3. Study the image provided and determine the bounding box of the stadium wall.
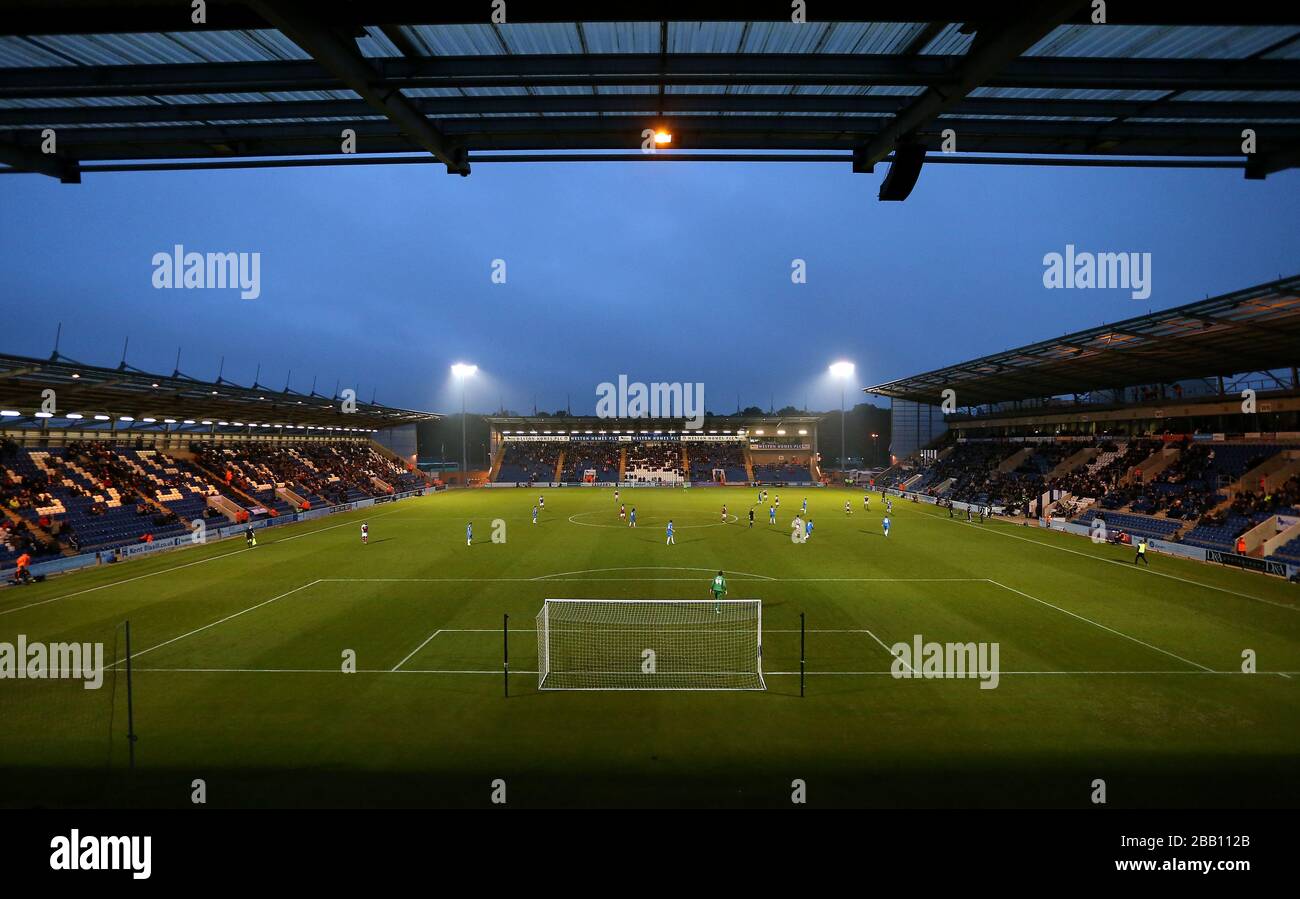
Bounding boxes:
[889,399,946,463]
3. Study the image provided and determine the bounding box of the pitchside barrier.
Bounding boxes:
[8,488,428,582]
[888,486,1298,579]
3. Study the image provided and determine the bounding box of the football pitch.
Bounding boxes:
[2,487,1298,809]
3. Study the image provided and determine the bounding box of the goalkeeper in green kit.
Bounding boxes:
[710,570,727,613]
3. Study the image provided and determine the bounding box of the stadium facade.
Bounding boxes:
[0,349,437,579]
[865,274,1300,579]
[485,415,823,487]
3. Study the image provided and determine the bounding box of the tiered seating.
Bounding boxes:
[1180,514,1254,552]
[914,442,1020,506]
[562,448,619,483]
[495,443,561,483]
[1181,474,1300,552]
[1274,534,1300,565]
[625,443,683,484]
[5,444,188,551]
[1076,509,1183,541]
[689,443,747,483]
[127,449,218,521]
[752,461,810,483]
[0,439,427,570]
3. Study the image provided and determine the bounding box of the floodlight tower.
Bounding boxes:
[451,363,478,479]
[829,361,855,471]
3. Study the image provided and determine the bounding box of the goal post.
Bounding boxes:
[536,599,764,691]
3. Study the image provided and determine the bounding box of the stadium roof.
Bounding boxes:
[1,2,1298,196]
[865,274,1300,407]
[487,414,821,433]
[0,350,438,430]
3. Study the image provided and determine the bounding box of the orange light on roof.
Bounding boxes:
[654,130,672,145]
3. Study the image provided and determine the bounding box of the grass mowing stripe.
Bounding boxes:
[987,578,1213,671]
[108,579,322,668]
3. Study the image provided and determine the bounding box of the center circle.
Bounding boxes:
[567,510,739,529]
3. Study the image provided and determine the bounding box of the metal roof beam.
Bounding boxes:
[244,0,469,175]
[4,55,1298,100]
[854,1,1088,169]
[4,93,1296,128]
[0,139,79,181]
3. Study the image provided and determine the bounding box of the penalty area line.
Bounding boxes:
[108,579,323,669]
[987,578,1213,672]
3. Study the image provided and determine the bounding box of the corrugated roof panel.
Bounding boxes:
[668,21,742,54]
[357,26,402,59]
[920,24,974,56]
[1175,90,1300,103]
[403,24,507,56]
[404,86,523,98]
[579,22,661,53]
[794,84,925,98]
[969,87,1172,102]
[597,84,663,95]
[527,85,598,96]
[1026,24,1300,59]
[498,23,586,55]
[0,36,74,67]
[8,30,311,67]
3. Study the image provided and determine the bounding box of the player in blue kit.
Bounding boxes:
[466,521,473,546]
[666,519,675,546]
[882,516,891,537]
[769,504,776,525]
[628,507,637,528]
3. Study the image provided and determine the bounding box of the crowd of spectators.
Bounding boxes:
[496,443,561,483]
[688,442,746,482]
[626,443,683,484]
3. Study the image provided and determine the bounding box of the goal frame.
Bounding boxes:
[536,598,765,692]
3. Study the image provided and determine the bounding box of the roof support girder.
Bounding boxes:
[245,0,469,175]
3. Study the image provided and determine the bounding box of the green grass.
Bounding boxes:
[2,486,1298,808]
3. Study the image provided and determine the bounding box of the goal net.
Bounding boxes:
[536,599,764,691]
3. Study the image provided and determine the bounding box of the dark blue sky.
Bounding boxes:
[2,158,1296,415]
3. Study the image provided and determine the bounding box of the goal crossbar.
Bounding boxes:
[537,598,764,691]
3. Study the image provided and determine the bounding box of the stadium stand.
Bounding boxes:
[0,439,427,569]
[689,443,747,485]
[495,443,562,484]
[625,443,683,485]
[752,460,812,484]
[562,447,620,484]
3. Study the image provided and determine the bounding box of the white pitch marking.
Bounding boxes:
[108,579,322,668]
[987,579,1214,672]
[391,629,444,672]
[122,667,1299,677]
[532,566,777,581]
[0,503,407,618]
[863,628,914,674]
[915,502,1297,611]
